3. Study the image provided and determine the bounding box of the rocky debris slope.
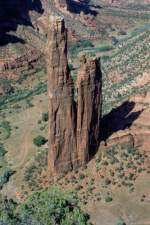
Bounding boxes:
[47,17,102,175]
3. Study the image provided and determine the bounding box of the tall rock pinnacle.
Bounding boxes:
[77,56,102,165]
[46,17,102,175]
[46,16,78,174]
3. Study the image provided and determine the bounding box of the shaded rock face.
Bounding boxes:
[47,17,102,174]
[77,57,102,164]
[0,0,43,34]
[46,17,78,174]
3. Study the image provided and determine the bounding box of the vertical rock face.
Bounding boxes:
[77,56,102,165]
[46,16,78,174]
[46,17,102,175]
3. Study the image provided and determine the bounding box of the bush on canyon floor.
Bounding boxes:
[105,196,113,203]
[0,143,6,157]
[24,148,48,189]
[42,112,49,122]
[33,135,47,147]
[69,40,94,57]
[116,221,126,225]
[0,121,11,140]
[0,188,92,225]
[0,168,14,189]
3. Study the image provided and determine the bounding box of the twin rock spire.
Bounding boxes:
[46,17,102,175]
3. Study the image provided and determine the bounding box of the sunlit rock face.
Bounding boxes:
[46,17,78,175]
[46,17,102,175]
[77,56,102,165]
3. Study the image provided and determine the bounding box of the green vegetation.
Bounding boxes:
[24,148,48,190]
[0,144,14,189]
[116,221,126,225]
[42,112,49,122]
[0,143,6,157]
[33,135,47,147]
[69,40,94,57]
[96,143,147,191]
[102,30,150,115]
[0,187,92,225]
[0,168,14,189]
[0,82,47,110]
[105,196,113,203]
[0,121,11,140]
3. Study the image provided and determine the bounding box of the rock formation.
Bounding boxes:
[77,56,102,165]
[0,49,44,81]
[46,16,78,174]
[47,16,102,174]
[56,0,68,9]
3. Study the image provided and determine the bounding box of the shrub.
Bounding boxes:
[116,221,126,225]
[33,136,47,147]
[105,196,113,202]
[79,173,86,180]
[0,121,11,139]
[0,168,14,189]
[0,143,6,158]
[42,112,49,122]
[105,178,111,186]
[24,164,37,182]
[118,30,127,35]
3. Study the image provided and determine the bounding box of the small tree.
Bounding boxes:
[33,136,47,147]
[42,112,49,122]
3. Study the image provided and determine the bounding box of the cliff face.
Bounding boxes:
[77,56,102,164]
[0,0,43,34]
[0,50,44,80]
[47,17,102,175]
[46,17,78,174]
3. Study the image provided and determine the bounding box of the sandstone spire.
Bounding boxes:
[77,56,102,165]
[46,16,78,174]
[46,17,102,175]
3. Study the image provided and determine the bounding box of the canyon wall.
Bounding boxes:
[46,16,102,174]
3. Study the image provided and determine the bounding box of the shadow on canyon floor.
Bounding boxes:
[100,101,144,143]
[68,0,101,16]
[0,0,43,46]
[90,101,143,158]
[0,34,25,46]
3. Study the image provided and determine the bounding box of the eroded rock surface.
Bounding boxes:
[46,17,78,174]
[47,17,102,174]
[77,56,102,165]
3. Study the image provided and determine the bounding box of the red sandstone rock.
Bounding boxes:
[47,17,102,174]
[46,16,78,174]
[0,49,43,80]
[76,56,102,165]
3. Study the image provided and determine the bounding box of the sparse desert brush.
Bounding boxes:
[33,135,47,147]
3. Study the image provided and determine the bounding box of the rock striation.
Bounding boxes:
[47,16,102,174]
[77,56,102,165]
[46,16,78,174]
[0,49,44,81]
